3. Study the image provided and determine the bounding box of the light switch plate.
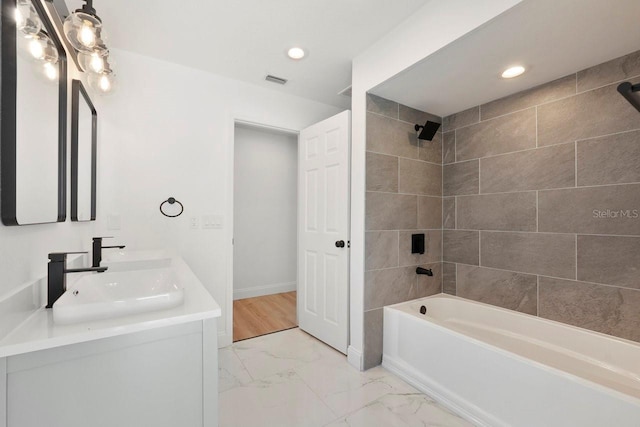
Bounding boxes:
[202,215,223,229]
[190,217,200,229]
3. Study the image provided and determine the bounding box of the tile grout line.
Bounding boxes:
[366,260,445,273]
[439,260,640,293]
[366,228,443,234]
[397,154,401,194]
[442,141,445,294]
[453,130,457,163]
[294,368,341,420]
[454,262,457,295]
[574,140,578,187]
[535,106,538,148]
[397,230,400,267]
[575,71,640,95]
[440,127,640,165]
[438,228,640,238]
[450,70,640,133]
[367,190,444,197]
[573,127,640,142]
[454,196,457,229]
[365,109,397,122]
[367,149,443,167]
[373,179,640,199]
[575,234,578,280]
[478,157,482,195]
[230,345,257,383]
[536,275,540,317]
[460,69,640,128]
[536,190,539,232]
[478,230,482,267]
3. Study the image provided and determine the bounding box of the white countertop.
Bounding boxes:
[0,255,221,358]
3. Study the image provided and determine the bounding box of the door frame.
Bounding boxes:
[224,117,300,347]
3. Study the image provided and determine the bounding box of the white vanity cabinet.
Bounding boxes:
[1,319,217,427]
[0,254,221,427]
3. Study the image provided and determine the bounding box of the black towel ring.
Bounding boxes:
[160,197,184,218]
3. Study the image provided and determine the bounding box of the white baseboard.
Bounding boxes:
[347,345,363,371]
[233,281,296,300]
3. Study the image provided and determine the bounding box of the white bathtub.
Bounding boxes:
[382,294,640,427]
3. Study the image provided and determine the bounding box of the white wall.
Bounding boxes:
[95,49,341,346]
[348,0,523,369]
[233,125,298,300]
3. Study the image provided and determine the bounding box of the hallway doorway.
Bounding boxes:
[232,123,298,341]
[233,291,297,341]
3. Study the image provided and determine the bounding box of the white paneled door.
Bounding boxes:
[298,110,350,354]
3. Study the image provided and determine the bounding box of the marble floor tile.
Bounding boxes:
[219,370,335,427]
[324,401,411,427]
[376,393,474,427]
[324,394,473,427]
[219,327,471,427]
[296,357,417,418]
[232,328,339,381]
[218,347,253,392]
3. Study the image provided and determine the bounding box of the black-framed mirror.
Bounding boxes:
[1,0,67,225]
[71,79,96,221]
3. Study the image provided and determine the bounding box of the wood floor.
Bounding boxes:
[233,291,297,342]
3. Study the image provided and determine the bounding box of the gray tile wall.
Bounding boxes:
[442,49,640,343]
[364,94,443,368]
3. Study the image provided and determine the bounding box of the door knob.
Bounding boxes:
[335,240,345,248]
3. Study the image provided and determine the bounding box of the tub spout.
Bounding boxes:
[416,267,433,276]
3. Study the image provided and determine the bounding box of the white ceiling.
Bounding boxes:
[66,0,430,108]
[370,0,640,117]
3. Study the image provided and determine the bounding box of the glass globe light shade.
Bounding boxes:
[78,50,108,73]
[43,62,58,81]
[63,11,102,53]
[88,70,116,95]
[27,37,44,59]
[15,0,41,37]
[24,32,58,64]
[93,26,109,54]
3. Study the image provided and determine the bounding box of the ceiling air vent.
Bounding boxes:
[265,75,288,85]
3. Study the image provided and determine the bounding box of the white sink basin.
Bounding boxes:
[53,268,185,325]
[102,250,171,271]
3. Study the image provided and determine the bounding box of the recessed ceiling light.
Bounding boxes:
[287,47,305,60]
[502,65,526,79]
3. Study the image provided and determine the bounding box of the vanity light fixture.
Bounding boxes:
[501,65,526,79]
[88,58,116,95]
[62,0,106,53]
[63,0,117,94]
[15,0,59,83]
[27,37,44,59]
[27,32,58,64]
[16,0,41,36]
[287,47,306,60]
[43,62,58,80]
[78,51,106,73]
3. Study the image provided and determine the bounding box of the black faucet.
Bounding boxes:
[416,267,434,276]
[92,237,126,268]
[47,252,108,308]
